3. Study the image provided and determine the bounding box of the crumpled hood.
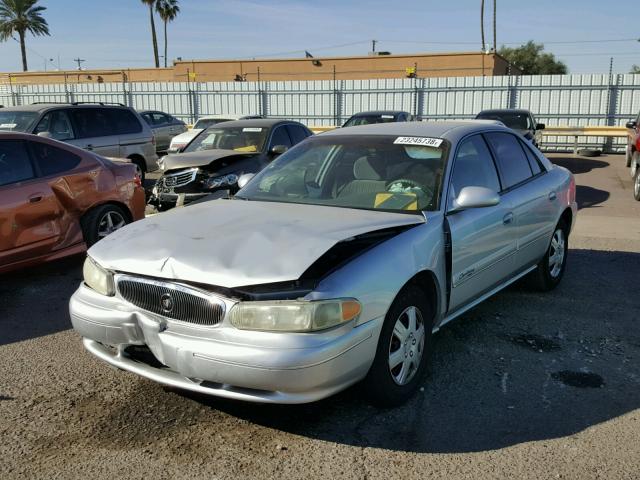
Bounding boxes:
[161,149,255,171]
[89,200,425,288]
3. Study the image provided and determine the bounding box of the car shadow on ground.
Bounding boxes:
[171,248,640,454]
[576,185,610,209]
[0,256,83,346]
[550,156,609,175]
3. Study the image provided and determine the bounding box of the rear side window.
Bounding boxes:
[110,109,143,135]
[286,124,310,145]
[0,140,35,186]
[518,139,543,175]
[484,132,533,189]
[69,108,116,138]
[449,135,501,204]
[269,126,293,148]
[29,141,81,177]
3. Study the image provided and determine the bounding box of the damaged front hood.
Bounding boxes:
[161,149,255,171]
[89,200,425,288]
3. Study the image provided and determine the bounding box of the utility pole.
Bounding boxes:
[372,39,377,54]
[73,58,85,70]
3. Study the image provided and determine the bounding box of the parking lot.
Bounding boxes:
[1,153,639,479]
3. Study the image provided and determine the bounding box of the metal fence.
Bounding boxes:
[2,73,640,151]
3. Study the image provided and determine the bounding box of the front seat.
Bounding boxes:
[339,156,387,197]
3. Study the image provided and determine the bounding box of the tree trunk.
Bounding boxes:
[493,0,497,51]
[149,4,159,68]
[164,20,168,68]
[19,30,27,71]
[480,0,486,52]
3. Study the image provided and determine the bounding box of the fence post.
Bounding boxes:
[604,60,620,153]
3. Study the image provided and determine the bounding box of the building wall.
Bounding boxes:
[0,52,519,85]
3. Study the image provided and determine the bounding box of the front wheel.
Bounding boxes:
[633,168,640,201]
[363,285,433,407]
[531,220,568,291]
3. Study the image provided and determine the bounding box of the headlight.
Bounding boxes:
[205,173,239,190]
[229,299,361,332]
[83,256,115,296]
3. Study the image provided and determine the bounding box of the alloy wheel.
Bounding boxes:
[97,211,126,238]
[548,228,566,278]
[388,305,426,386]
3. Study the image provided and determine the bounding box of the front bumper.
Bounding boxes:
[69,284,381,403]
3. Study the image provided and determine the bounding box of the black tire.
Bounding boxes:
[626,146,632,168]
[82,204,129,247]
[577,149,601,157]
[633,168,640,201]
[363,284,433,407]
[129,157,146,182]
[531,219,569,291]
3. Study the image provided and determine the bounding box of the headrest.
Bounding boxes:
[353,156,383,180]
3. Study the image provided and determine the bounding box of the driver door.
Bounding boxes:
[445,134,517,313]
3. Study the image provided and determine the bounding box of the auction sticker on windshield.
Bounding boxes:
[394,136,443,147]
[243,128,262,132]
[0,123,17,129]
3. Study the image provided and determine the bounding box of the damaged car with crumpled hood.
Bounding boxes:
[149,119,313,209]
[70,121,577,406]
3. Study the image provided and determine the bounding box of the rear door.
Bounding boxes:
[446,134,517,313]
[67,108,120,157]
[485,132,557,269]
[0,139,61,266]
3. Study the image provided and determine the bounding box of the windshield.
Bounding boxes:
[238,135,448,213]
[343,114,398,128]
[0,111,38,132]
[476,112,532,130]
[193,118,232,130]
[184,126,268,153]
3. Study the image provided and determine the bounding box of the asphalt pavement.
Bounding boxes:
[1,154,639,479]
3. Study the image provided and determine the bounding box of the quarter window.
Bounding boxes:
[449,135,501,204]
[29,141,81,177]
[485,132,533,189]
[519,139,543,175]
[0,140,35,186]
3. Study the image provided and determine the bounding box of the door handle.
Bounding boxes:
[85,144,94,151]
[29,194,43,203]
[548,191,557,201]
[503,212,514,225]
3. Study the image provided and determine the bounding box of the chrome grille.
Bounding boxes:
[162,168,198,188]
[117,276,225,327]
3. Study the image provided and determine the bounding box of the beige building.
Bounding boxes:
[1,52,519,85]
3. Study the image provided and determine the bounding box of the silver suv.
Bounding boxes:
[0,103,158,180]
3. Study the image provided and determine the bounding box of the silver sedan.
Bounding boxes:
[69,121,577,406]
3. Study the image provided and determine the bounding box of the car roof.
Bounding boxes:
[205,118,298,129]
[477,109,532,115]
[349,110,410,117]
[1,103,130,113]
[322,120,510,141]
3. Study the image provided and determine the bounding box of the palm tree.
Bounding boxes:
[480,0,486,52]
[156,0,179,68]
[141,0,160,68]
[492,0,497,51]
[0,0,49,72]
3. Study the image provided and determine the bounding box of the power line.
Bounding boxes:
[379,38,640,46]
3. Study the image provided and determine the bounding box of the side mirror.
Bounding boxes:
[536,123,545,130]
[450,186,500,213]
[626,120,637,129]
[37,131,52,138]
[270,144,288,156]
[237,173,255,189]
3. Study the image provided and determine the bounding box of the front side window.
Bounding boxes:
[449,135,501,205]
[0,111,38,132]
[0,140,35,186]
[269,126,293,148]
[286,124,310,145]
[185,126,269,153]
[485,132,534,189]
[29,141,81,177]
[238,135,448,213]
[34,110,74,141]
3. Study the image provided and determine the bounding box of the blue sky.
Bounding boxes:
[0,0,637,74]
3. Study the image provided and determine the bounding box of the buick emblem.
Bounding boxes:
[160,293,174,313]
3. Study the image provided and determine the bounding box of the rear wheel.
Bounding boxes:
[82,204,129,247]
[363,285,433,407]
[633,168,640,201]
[531,220,568,291]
